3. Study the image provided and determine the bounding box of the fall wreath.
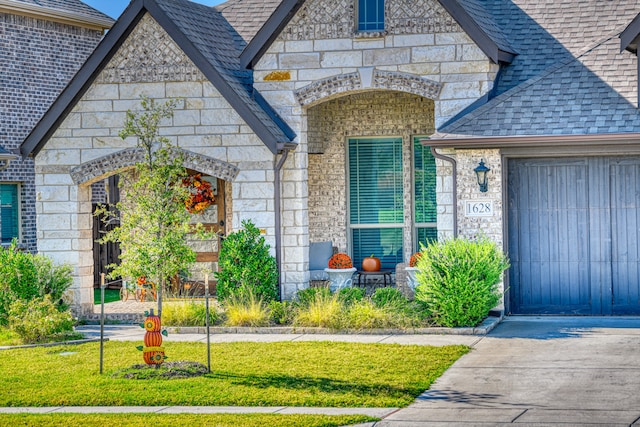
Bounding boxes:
[182,173,215,214]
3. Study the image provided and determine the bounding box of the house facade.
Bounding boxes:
[20,0,640,316]
[0,0,112,251]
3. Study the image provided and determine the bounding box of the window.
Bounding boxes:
[357,0,384,31]
[413,138,437,250]
[0,184,19,244]
[348,137,403,270]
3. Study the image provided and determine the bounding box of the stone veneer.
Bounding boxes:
[35,14,282,313]
[0,11,104,251]
[252,0,500,285]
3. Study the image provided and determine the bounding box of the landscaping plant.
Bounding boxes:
[162,301,218,327]
[215,219,278,303]
[223,289,270,327]
[0,241,72,325]
[7,296,78,343]
[97,96,209,317]
[414,236,509,327]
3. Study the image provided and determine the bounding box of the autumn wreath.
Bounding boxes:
[182,173,215,214]
[328,252,353,269]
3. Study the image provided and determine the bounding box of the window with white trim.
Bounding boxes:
[348,137,403,270]
[413,137,437,250]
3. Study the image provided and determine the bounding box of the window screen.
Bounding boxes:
[358,0,384,31]
[349,137,403,270]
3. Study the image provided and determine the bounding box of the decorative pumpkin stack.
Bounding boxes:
[136,309,168,366]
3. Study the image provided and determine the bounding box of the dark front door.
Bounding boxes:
[508,157,640,315]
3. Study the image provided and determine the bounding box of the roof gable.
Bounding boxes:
[239,0,517,69]
[20,0,295,158]
[0,0,113,30]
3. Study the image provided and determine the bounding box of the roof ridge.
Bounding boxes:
[437,25,629,138]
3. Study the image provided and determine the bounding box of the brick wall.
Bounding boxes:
[0,12,104,251]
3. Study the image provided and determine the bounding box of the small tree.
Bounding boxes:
[215,220,278,303]
[98,96,206,317]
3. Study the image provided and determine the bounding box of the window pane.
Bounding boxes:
[358,0,384,31]
[0,184,19,243]
[349,138,403,224]
[414,138,437,223]
[352,228,403,270]
[416,227,438,251]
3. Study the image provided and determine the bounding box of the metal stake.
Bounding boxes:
[99,273,105,374]
[205,273,211,373]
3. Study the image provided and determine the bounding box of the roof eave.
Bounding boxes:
[620,13,640,54]
[426,133,640,149]
[240,0,306,69]
[0,0,114,30]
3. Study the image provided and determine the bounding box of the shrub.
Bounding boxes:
[337,287,365,306]
[344,300,396,330]
[8,296,76,344]
[223,291,270,327]
[215,220,278,303]
[414,237,509,327]
[294,291,343,328]
[162,301,218,326]
[371,287,407,309]
[0,242,72,325]
[294,286,331,308]
[268,300,294,325]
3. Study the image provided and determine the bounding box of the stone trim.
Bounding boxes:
[296,69,442,107]
[70,147,239,186]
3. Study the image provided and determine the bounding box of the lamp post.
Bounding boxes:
[474,159,490,192]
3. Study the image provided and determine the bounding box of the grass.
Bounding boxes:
[0,328,21,346]
[0,414,378,427]
[0,341,469,408]
[94,288,121,304]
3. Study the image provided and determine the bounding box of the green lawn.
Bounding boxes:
[94,288,121,304]
[0,414,377,427]
[0,341,469,408]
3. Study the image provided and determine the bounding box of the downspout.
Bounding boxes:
[274,146,291,301]
[429,146,458,237]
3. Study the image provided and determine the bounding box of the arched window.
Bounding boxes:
[357,0,384,31]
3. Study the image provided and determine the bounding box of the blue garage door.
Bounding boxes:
[508,157,640,315]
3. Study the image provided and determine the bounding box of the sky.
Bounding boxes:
[83,0,225,19]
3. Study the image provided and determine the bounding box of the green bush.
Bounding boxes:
[0,242,73,325]
[337,287,365,306]
[162,301,218,326]
[8,296,76,344]
[268,300,294,325]
[215,220,278,303]
[294,291,343,328]
[414,237,509,327]
[294,286,331,308]
[371,287,407,309]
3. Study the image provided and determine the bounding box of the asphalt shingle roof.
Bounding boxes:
[12,0,113,22]
[215,0,282,43]
[438,0,640,138]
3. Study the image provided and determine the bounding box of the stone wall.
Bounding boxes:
[0,12,104,251]
[35,14,277,313]
[307,91,435,262]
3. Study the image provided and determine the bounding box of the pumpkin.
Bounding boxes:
[144,331,163,347]
[362,255,381,272]
[143,313,161,332]
[142,346,166,365]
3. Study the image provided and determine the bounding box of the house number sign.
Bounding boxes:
[464,200,494,217]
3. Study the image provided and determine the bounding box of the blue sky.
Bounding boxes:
[83,0,225,19]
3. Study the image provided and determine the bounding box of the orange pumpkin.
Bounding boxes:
[144,331,163,347]
[144,313,161,332]
[362,255,381,272]
[142,347,166,365]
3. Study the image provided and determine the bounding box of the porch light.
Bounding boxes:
[474,159,490,193]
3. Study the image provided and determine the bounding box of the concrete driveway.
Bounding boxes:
[381,316,640,426]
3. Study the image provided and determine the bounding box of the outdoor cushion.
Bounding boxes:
[309,241,333,270]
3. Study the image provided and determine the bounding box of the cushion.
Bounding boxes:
[309,241,333,271]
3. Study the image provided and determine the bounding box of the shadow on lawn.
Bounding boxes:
[208,370,413,397]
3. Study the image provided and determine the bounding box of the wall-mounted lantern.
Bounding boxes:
[474,159,490,193]
[0,146,16,172]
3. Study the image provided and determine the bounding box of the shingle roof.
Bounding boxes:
[11,0,113,22]
[457,0,515,58]
[437,0,640,138]
[215,0,282,43]
[21,0,295,157]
